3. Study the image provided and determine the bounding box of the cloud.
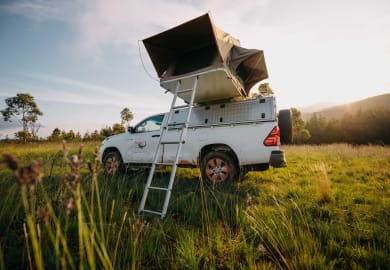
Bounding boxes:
[2,0,389,109]
[0,0,86,22]
[25,72,126,98]
[76,0,200,56]
[2,72,172,113]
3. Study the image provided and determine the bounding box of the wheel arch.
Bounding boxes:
[199,144,239,167]
[102,146,123,161]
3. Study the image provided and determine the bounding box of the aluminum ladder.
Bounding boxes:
[138,76,198,218]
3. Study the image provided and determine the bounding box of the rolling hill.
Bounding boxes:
[303,93,390,120]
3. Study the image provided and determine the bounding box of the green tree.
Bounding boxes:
[15,130,31,142]
[90,130,104,141]
[100,126,113,138]
[47,128,62,142]
[112,123,125,134]
[305,113,328,144]
[83,131,91,141]
[120,107,133,128]
[75,131,82,142]
[291,108,311,144]
[1,93,43,143]
[63,130,75,141]
[251,82,274,97]
[324,119,342,143]
[100,123,126,138]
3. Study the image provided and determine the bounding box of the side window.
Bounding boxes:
[134,114,164,133]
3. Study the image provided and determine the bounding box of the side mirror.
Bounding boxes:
[128,126,134,133]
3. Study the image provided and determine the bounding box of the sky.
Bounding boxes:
[0,0,389,138]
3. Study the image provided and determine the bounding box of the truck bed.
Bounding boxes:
[169,96,276,127]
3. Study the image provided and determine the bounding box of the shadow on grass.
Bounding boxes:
[116,168,262,228]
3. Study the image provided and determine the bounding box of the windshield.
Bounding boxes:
[134,114,164,133]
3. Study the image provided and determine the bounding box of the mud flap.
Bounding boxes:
[270,150,287,167]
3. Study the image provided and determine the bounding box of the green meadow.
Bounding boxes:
[0,143,389,269]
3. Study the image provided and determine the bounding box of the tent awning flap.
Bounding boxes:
[142,13,269,103]
[229,46,268,94]
[143,14,220,77]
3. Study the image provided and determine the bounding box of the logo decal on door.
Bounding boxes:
[135,141,146,148]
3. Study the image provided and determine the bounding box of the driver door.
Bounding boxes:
[126,114,165,163]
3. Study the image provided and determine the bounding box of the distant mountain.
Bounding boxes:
[298,102,340,114]
[303,93,390,120]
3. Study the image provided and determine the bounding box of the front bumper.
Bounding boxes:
[270,150,287,167]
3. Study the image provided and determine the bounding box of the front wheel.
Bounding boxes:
[200,151,239,184]
[102,151,123,175]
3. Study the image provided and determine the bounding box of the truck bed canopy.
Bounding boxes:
[143,13,268,103]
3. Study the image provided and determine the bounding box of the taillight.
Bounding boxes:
[263,126,280,146]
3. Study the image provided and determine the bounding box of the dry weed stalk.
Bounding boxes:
[23,223,33,270]
[62,141,83,193]
[0,153,46,270]
[246,193,254,210]
[316,163,332,203]
[87,148,101,177]
[37,205,50,226]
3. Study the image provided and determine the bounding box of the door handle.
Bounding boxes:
[152,134,160,138]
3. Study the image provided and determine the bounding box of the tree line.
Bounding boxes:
[45,123,128,142]
[292,107,390,145]
[1,93,133,143]
[1,93,389,144]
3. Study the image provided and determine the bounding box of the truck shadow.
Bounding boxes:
[144,170,261,227]
[102,168,262,227]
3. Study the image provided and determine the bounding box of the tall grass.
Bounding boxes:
[0,143,389,269]
[246,198,332,269]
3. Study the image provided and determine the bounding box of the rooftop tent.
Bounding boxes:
[143,13,268,103]
[229,46,268,91]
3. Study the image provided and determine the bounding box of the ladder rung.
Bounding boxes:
[168,122,185,126]
[148,186,169,191]
[172,105,189,110]
[155,162,175,166]
[176,89,193,94]
[141,209,163,216]
[161,140,184,144]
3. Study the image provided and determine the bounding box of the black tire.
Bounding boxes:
[200,151,239,184]
[102,151,124,175]
[278,109,293,144]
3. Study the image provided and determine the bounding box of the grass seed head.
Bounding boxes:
[1,153,20,170]
[37,205,50,225]
[258,244,272,258]
[15,159,43,187]
[71,154,79,164]
[246,193,254,208]
[63,197,75,214]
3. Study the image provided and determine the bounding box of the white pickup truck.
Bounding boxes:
[99,95,291,183]
[100,14,292,184]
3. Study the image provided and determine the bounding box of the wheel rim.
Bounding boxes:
[105,155,120,174]
[205,158,230,183]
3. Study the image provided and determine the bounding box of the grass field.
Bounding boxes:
[0,142,389,269]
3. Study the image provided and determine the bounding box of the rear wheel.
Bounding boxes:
[103,151,123,175]
[278,109,293,144]
[200,151,238,184]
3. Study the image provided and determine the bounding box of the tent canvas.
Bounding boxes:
[143,13,268,103]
